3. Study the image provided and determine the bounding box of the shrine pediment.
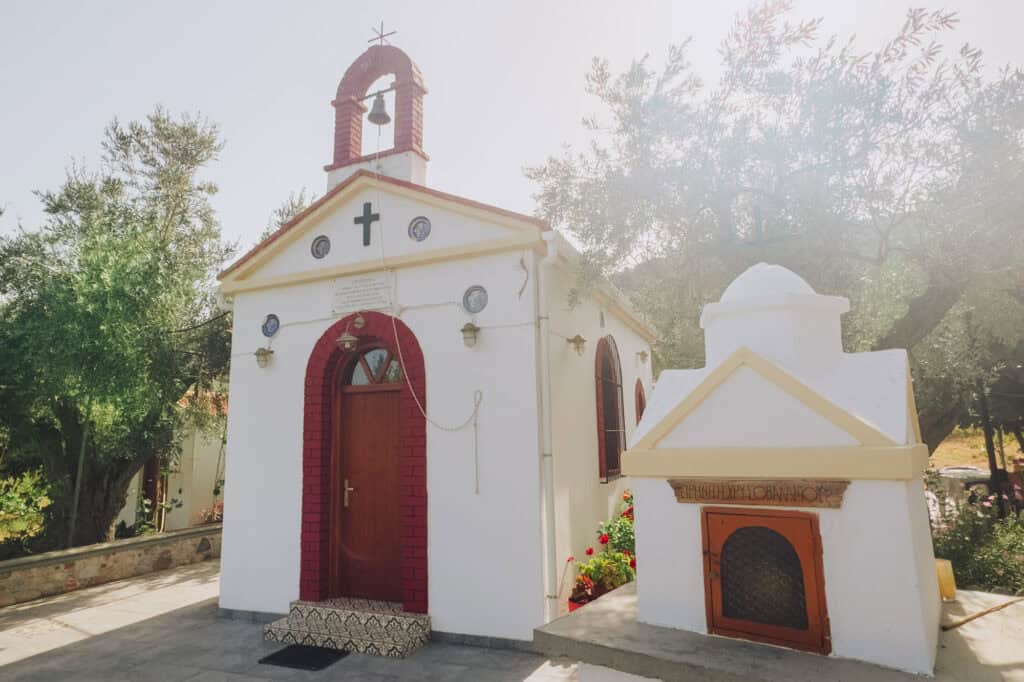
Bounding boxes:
[623,347,928,481]
[219,170,547,294]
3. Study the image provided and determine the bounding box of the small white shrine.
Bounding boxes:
[623,264,939,675]
[215,42,654,655]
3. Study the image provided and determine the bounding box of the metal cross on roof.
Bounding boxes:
[369,21,396,46]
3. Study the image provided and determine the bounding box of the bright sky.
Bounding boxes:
[2,1,1022,251]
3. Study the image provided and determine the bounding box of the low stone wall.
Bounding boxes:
[0,523,221,607]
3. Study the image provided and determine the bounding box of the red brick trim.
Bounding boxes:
[332,45,427,168]
[217,170,548,281]
[299,311,428,613]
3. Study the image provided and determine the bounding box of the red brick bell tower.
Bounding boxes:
[325,44,428,187]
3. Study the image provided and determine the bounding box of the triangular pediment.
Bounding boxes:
[633,347,896,450]
[219,171,546,293]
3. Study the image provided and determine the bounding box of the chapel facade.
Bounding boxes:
[216,44,654,653]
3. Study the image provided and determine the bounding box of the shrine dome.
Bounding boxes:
[700,263,849,368]
[720,263,815,302]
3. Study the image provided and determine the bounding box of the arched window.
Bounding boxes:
[595,336,625,481]
[343,346,403,387]
[635,379,647,425]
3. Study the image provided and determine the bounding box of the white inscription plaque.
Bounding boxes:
[332,273,392,315]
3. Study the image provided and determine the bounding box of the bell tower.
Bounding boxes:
[325,43,428,189]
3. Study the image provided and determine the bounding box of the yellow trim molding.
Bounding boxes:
[592,287,658,343]
[906,368,923,445]
[220,233,544,295]
[632,347,896,450]
[622,444,929,481]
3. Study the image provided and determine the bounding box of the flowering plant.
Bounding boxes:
[197,500,224,524]
[568,489,637,606]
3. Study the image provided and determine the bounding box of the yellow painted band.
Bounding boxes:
[621,444,928,481]
[220,234,543,295]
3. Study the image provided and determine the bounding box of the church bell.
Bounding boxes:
[367,93,391,126]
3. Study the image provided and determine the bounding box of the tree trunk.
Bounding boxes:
[920,410,960,456]
[37,447,149,550]
[873,281,963,352]
[977,381,1008,518]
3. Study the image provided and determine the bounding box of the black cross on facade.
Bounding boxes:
[354,202,380,247]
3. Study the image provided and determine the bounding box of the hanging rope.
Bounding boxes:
[367,119,486,491]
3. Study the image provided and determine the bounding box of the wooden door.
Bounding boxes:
[328,347,404,602]
[702,507,830,655]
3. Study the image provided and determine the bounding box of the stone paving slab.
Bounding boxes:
[535,581,1024,682]
[0,559,220,667]
[0,561,579,681]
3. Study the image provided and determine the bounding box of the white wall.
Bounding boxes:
[546,265,652,608]
[113,421,224,532]
[219,246,545,641]
[660,367,859,448]
[164,426,223,531]
[326,151,427,189]
[633,478,939,674]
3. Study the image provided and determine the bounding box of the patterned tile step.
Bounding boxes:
[264,618,425,658]
[286,600,431,640]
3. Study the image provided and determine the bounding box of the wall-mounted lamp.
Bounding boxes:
[461,322,481,348]
[567,334,587,357]
[637,350,649,364]
[337,330,359,353]
[255,347,275,368]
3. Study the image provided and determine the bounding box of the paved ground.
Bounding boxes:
[0,561,577,681]
[537,582,1024,682]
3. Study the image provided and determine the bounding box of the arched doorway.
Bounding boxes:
[330,345,403,600]
[300,311,427,613]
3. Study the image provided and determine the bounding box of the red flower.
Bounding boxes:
[621,505,634,519]
[629,557,637,569]
[599,534,610,545]
[623,492,630,501]
[585,547,594,556]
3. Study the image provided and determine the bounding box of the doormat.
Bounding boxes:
[259,644,349,670]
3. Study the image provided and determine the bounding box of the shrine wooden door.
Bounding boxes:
[702,507,831,655]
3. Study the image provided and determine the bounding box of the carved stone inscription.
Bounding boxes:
[668,478,849,509]
[332,274,392,315]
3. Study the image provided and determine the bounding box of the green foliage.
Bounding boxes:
[576,550,636,595]
[258,188,315,243]
[0,470,51,543]
[933,502,1024,594]
[0,107,233,549]
[572,490,637,604]
[598,490,636,555]
[527,3,1024,450]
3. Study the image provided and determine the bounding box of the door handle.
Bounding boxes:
[344,479,355,508]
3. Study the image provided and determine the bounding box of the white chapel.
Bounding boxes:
[216,43,654,653]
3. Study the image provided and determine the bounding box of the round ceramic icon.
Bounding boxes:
[311,235,331,259]
[261,314,280,338]
[408,216,432,242]
[462,285,488,314]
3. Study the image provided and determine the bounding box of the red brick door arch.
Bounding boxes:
[299,311,427,613]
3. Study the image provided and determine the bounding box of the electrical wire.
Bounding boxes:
[366,118,485,490]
